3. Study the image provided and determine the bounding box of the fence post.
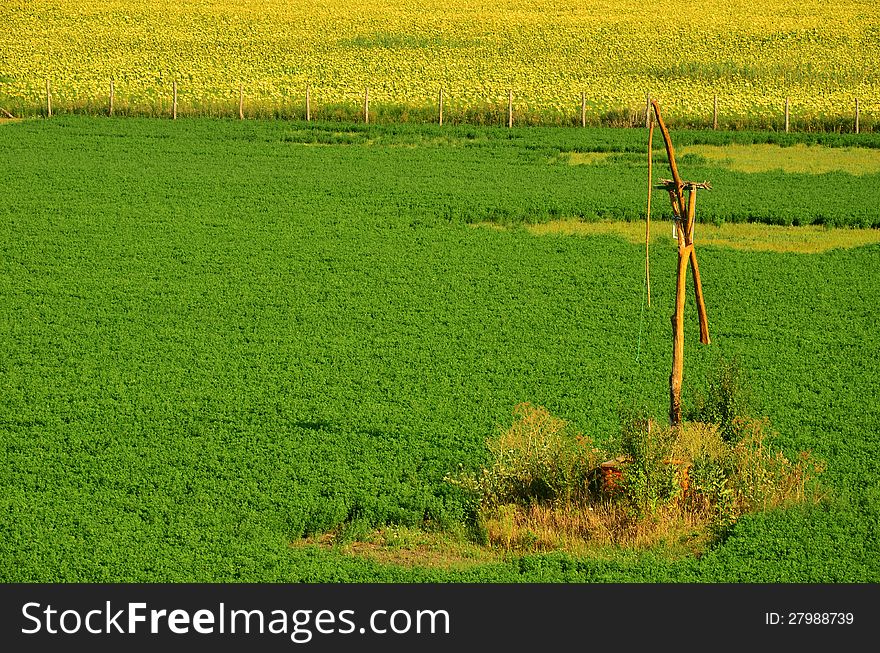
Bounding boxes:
[109,80,114,117]
[46,80,52,117]
[855,98,860,134]
[784,97,789,133]
[581,91,586,128]
[439,87,443,126]
[508,89,513,128]
[173,80,178,120]
[239,84,244,120]
[306,85,311,121]
[364,87,369,124]
[713,94,718,130]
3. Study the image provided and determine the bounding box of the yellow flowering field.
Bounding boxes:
[1,0,878,126]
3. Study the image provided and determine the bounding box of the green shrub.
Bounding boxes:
[445,403,604,508]
[615,415,681,515]
[687,356,753,442]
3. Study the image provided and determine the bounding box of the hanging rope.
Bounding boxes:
[636,110,655,364]
[635,263,648,363]
[646,114,654,307]
[636,113,655,361]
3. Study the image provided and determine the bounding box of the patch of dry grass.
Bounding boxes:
[496,220,880,254]
[681,143,880,175]
[561,152,613,166]
[294,506,710,567]
[293,527,504,570]
[481,501,712,558]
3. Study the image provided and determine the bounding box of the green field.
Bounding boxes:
[1,116,878,581]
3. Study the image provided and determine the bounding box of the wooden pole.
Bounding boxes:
[855,98,860,134]
[581,91,586,128]
[646,118,654,306]
[508,89,513,128]
[650,102,714,425]
[688,249,710,345]
[645,93,651,129]
[109,80,114,116]
[685,186,697,239]
[667,189,681,236]
[173,80,177,120]
[439,87,443,126]
[670,238,692,427]
[713,94,718,130]
[784,97,789,133]
[650,100,686,219]
[46,80,52,118]
[364,87,369,124]
[683,188,710,345]
[306,85,311,122]
[239,84,244,120]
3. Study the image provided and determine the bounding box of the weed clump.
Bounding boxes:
[445,403,603,508]
[686,355,753,443]
[446,366,824,555]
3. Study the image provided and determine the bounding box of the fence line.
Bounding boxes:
[364,87,369,124]
[855,98,860,134]
[713,94,718,130]
[581,91,586,128]
[10,80,873,133]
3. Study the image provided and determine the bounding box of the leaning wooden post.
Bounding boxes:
[363,87,369,124]
[581,91,586,128]
[306,85,311,121]
[855,98,860,134]
[439,87,444,126]
[109,80,115,116]
[508,89,513,128]
[46,80,52,118]
[687,248,710,345]
[683,187,710,345]
[173,80,178,120]
[665,180,710,345]
[650,99,686,219]
[239,84,244,120]
[784,97,790,133]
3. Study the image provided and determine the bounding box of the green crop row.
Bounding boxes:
[1,117,878,581]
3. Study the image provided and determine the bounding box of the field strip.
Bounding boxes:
[476,220,880,253]
[563,145,880,176]
[680,144,880,175]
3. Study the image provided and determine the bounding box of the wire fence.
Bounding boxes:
[4,80,875,134]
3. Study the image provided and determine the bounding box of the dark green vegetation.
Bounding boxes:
[1,117,878,581]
